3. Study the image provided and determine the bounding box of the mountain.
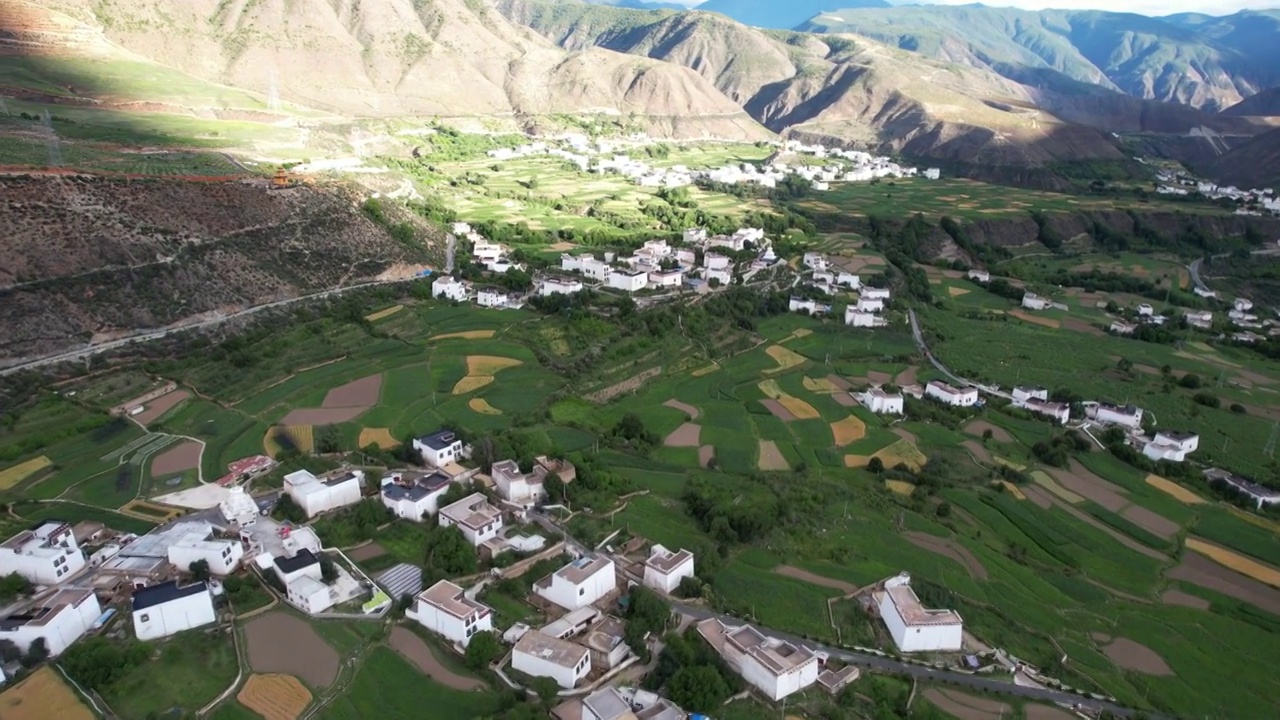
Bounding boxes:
[14,0,767,140]
[1222,87,1280,118]
[695,0,888,31]
[799,7,1280,112]
[1207,127,1280,189]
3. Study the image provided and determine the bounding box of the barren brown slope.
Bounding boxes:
[32,0,766,139]
[0,175,436,363]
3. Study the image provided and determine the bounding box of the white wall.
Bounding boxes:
[643,558,693,594]
[413,438,465,468]
[133,592,216,641]
[382,488,448,522]
[513,648,590,689]
[741,653,818,701]
[536,560,616,611]
[410,603,492,647]
[877,595,962,652]
[169,541,243,576]
[286,581,334,614]
[0,593,100,656]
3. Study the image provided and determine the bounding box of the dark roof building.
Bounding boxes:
[273,549,319,575]
[131,581,209,611]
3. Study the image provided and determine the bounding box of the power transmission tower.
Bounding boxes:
[1265,422,1279,459]
[41,110,62,167]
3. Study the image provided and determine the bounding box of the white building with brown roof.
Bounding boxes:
[513,631,591,689]
[438,493,503,546]
[534,556,616,611]
[641,545,694,594]
[408,579,493,647]
[696,618,819,700]
[925,380,978,407]
[877,573,962,652]
[491,460,547,506]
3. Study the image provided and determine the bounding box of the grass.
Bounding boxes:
[105,629,238,719]
[318,647,501,720]
[11,500,157,535]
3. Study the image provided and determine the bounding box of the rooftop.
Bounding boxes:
[0,588,96,630]
[542,607,601,639]
[644,545,693,575]
[582,687,634,720]
[417,580,491,620]
[583,616,627,654]
[1156,430,1198,441]
[289,574,330,598]
[541,556,614,589]
[382,471,452,502]
[1098,402,1140,415]
[514,630,588,669]
[417,430,460,451]
[439,494,502,531]
[927,380,974,396]
[119,520,216,559]
[274,549,319,574]
[720,622,816,676]
[132,581,209,611]
[885,585,962,627]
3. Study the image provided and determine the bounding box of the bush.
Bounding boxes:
[1193,392,1221,408]
[1230,403,1247,414]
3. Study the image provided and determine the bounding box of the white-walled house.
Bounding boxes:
[0,521,85,585]
[845,309,887,328]
[534,556,616,611]
[836,272,861,289]
[857,388,904,414]
[1021,293,1049,311]
[607,269,648,293]
[491,460,547,506]
[132,581,216,641]
[408,580,494,647]
[0,587,101,657]
[283,469,363,518]
[861,287,891,300]
[477,289,511,308]
[647,268,684,288]
[704,267,732,286]
[1143,431,1200,462]
[438,494,503,546]
[413,430,467,468]
[696,619,819,701]
[856,296,886,313]
[802,252,827,271]
[219,486,259,526]
[877,573,962,652]
[642,545,694,594]
[704,253,732,271]
[1011,387,1048,403]
[166,526,244,576]
[539,278,583,296]
[1089,403,1144,429]
[432,276,470,302]
[513,631,591,689]
[925,380,978,407]
[967,269,990,283]
[1024,399,1070,425]
[380,471,454,521]
[286,575,335,615]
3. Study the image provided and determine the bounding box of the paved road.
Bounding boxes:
[0,277,415,377]
[529,510,1161,718]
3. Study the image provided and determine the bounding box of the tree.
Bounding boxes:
[465,631,501,670]
[529,676,560,706]
[0,572,32,603]
[867,457,885,474]
[981,429,993,441]
[1178,373,1202,389]
[60,636,150,689]
[188,559,211,582]
[667,665,731,713]
[0,639,21,664]
[319,553,338,583]
[272,494,307,524]
[425,525,478,576]
[21,637,49,667]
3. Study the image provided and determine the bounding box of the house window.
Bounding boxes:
[140,613,150,623]
[578,588,585,596]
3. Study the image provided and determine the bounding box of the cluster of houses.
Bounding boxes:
[788,251,893,328]
[558,228,777,295]
[1154,170,1280,216]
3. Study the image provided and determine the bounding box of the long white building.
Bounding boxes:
[408,580,494,647]
[0,587,101,657]
[534,556,616,611]
[283,469,363,518]
[0,521,85,585]
[166,525,244,576]
[697,619,819,700]
[1089,403,1144,429]
[925,380,978,407]
[877,573,962,653]
[513,631,591,689]
[132,581,217,641]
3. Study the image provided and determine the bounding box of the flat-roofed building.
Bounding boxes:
[877,573,962,652]
[132,581,216,641]
[408,580,493,647]
[491,459,547,506]
[534,556,616,611]
[283,469,363,518]
[513,631,591,689]
[641,545,694,594]
[413,430,468,468]
[380,471,453,521]
[0,521,85,585]
[0,587,101,656]
[438,494,503,546]
[696,618,819,700]
[925,380,978,407]
[856,387,904,415]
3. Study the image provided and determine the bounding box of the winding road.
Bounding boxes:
[908,309,1010,399]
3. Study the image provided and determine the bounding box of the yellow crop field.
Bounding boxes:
[781,328,813,343]
[430,330,496,341]
[1145,474,1205,505]
[844,454,870,468]
[1000,481,1027,500]
[778,396,820,420]
[803,376,841,394]
[993,456,1026,472]
[1186,538,1280,587]
[264,425,314,457]
[758,379,783,399]
[363,304,403,322]
[1227,506,1280,533]
[876,439,927,472]
[764,345,806,374]
[0,456,52,489]
[468,398,502,415]
[1030,470,1084,504]
[451,375,495,394]
[238,674,313,720]
[885,480,916,496]
[830,416,867,446]
[466,355,522,375]
[947,286,970,297]
[691,364,720,377]
[358,427,400,449]
[0,667,95,720]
